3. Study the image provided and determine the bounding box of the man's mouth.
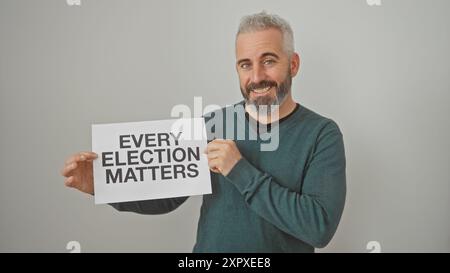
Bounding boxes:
[251,86,272,95]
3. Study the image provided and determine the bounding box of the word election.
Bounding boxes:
[101,131,201,184]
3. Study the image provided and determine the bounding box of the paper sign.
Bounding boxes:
[91,118,212,204]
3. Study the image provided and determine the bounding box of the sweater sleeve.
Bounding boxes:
[224,121,346,248]
[109,196,189,215]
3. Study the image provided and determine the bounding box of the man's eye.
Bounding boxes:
[240,63,251,69]
[263,59,275,65]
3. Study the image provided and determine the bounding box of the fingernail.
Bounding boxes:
[80,155,85,160]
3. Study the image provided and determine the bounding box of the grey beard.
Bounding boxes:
[241,75,292,114]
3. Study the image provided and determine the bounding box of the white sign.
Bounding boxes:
[91,118,212,204]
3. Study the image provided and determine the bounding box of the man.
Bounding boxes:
[61,11,346,252]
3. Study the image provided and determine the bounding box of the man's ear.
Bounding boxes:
[290,52,301,77]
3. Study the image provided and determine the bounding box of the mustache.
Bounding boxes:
[246,80,277,93]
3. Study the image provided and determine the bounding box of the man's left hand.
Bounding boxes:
[205,139,242,176]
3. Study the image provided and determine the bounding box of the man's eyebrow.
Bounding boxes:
[236,52,280,66]
[237,58,250,66]
[261,52,280,59]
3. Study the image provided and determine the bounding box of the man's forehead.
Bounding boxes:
[235,28,285,58]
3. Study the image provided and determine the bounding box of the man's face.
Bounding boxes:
[235,28,299,110]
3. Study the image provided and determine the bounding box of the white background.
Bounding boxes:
[0,0,449,252]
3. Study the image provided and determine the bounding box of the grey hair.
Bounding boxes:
[236,11,295,57]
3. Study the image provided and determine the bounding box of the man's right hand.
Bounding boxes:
[61,151,98,195]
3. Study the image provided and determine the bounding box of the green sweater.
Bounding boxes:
[110,102,346,253]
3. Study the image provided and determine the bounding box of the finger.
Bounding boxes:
[77,151,98,162]
[210,167,221,174]
[208,158,217,169]
[80,151,98,160]
[65,154,78,165]
[61,162,77,177]
[65,154,85,165]
[211,138,236,145]
[64,176,75,187]
[211,138,230,143]
[206,151,221,160]
[209,139,236,149]
[208,158,222,173]
[206,142,226,153]
[65,152,97,165]
[208,160,221,173]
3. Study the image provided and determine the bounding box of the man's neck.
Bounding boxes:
[245,95,297,124]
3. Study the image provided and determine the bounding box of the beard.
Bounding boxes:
[240,70,292,113]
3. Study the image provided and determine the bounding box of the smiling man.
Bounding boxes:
[61,11,346,253]
[237,23,298,121]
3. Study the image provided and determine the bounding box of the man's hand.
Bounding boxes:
[204,139,242,176]
[60,151,98,195]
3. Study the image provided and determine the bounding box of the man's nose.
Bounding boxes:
[251,64,266,84]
